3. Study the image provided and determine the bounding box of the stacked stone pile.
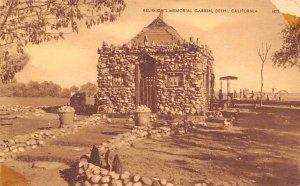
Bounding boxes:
[76,155,177,186]
[76,151,236,186]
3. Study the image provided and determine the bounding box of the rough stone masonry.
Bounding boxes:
[95,13,215,115]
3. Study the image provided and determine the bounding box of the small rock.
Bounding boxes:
[110,179,123,186]
[111,173,120,180]
[123,178,131,185]
[28,139,37,145]
[78,168,85,174]
[93,169,101,175]
[110,179,118,186]
[121,173,129,180]
[133,182,142,186]
[86,172,93,180]
[133,174,140,182]
[78,161,87,168]
[152,180,161,186]
[37,140,45,146]
[84,180,92,186]
[160,179,167,185]
[90,174,101,184]
[141,177,152,185]
[125,182,133,186]
[18,147,25,152]
[101,176,110,183]
[101,169,109,176]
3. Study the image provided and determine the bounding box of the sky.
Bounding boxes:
[15,0,300,93]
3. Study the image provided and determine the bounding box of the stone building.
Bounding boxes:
[95,13,215,115]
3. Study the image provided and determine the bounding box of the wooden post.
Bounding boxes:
[135,64,140,107]
[227,79,230,100]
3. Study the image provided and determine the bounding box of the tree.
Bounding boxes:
[0,50,29,83]
[257,43,271,107]
[70,85,79,93]
[47,81,62,97]
[11,82,26,96]
[60,88,71,97]
[0,0,126,50]
[0,0,126,83]
[26,80,40,96]
[272,18,300,70]
[80,82,97,97]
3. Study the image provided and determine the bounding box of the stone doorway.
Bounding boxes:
[135,59,157,112]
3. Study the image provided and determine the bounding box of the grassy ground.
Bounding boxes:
[117,127,300,185]
[0,113,59,141]
[3,120,131,186]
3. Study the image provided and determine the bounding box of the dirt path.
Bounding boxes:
[116,127,300,186]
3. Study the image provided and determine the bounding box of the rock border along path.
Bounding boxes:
[0,113,107,163]
[0,107,218,186]
[75,121,216,186]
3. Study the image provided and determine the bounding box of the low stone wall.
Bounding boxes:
[0,105,46,118]
[77,160,176,186]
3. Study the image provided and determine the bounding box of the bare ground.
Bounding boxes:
[1,111,300,186]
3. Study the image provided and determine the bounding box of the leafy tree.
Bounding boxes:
[70,85,79,93]
[0,0,126,84]
[26,80,40,96]
[272,18,300,69]
[0,50,29,83]
[60,88,71,97]
[80,82,97,97]
[0,0,126,50]
[11,82,26,96]
[46,81,62,97]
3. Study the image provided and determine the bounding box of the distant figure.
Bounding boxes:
[218,89,223,108]
[266,95,270,101]
[279,96,281,101]
[251,90,254,99]
[219,89,223,101]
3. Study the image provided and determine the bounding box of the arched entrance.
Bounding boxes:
[135,57,157,112]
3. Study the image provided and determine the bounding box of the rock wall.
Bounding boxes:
[96,41,214,115]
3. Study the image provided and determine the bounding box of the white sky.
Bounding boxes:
[15,0,300,93]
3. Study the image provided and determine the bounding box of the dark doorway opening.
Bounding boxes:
[135,59,157,112]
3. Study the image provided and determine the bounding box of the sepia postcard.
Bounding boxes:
[0,0,300,185]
